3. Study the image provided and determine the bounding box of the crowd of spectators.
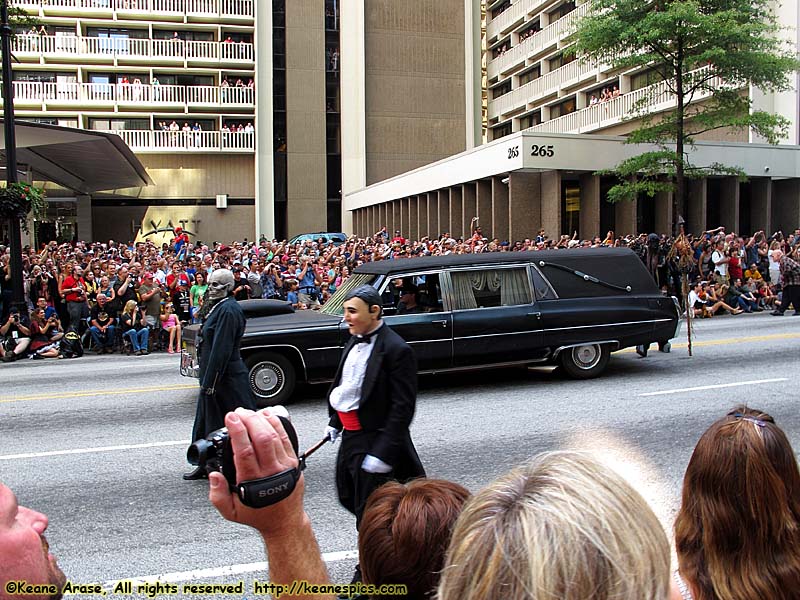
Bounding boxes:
[0,222,797,362]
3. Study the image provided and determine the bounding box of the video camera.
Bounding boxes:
[187,407,325,509]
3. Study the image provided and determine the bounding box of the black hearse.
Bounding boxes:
[180,248,680,406]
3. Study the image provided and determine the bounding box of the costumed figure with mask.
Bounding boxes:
[183,268,257,480]
[324,285,426,583]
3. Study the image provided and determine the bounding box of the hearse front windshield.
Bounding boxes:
[320,273,379,316]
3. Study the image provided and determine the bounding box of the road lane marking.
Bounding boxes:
[616,332,800,354]
[0,383,198,404]
[0,440,190,461]
[639,378,788,397]
[101,550,359,589]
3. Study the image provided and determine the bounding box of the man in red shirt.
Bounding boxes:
[390,230,406,245]
[61,264,87,331]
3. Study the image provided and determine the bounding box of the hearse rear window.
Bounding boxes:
[450,268,532,309]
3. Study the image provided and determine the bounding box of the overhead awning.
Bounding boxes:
[0,120,153,194]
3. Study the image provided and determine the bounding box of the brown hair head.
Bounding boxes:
[358,479,470,599]
[675,406,800,600]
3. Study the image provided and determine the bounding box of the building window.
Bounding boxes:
[561,182,580,237]
[631,68,661,91]
[519,111,541,130]
[492,80,512,99]
[518,21,540,42]
[548,1,576,22]
[549,52,575,71]
[491,122,512,140]
[89,118,149,130]
[550,97,576,118]
[518,65,541,86]
[491,1,511,19]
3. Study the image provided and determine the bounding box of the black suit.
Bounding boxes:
[327,323,425,526]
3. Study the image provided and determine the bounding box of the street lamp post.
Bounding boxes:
[1,0,27,317]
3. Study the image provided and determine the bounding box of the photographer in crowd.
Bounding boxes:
[0,310,31,362]
[28,307,62,359]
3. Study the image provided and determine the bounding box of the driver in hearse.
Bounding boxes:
[396,282,423,315]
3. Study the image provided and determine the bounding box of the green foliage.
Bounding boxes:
[0,182,47,233]
[572,0,800,220]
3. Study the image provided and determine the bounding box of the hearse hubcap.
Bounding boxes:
[251,362,284,397]
[572,345,601,370]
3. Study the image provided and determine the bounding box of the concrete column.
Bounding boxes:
[508,172,540,241]
[285,0,327,237]
[76,195,93,242]
[615,200,637,237]
[688,178,707,235]
[438,190,449,236]
[254,1,275,238]
[476,180,492,238]
[340,0,366,234]
[492,177,510,242]
[750,178,772,234]
[462,183,477,238]
[541,170,561,240]
[409,196,419,242]
[352,209,360,237]
[720,177,740,233]
[579,174,599,240]
[772,179,800,234]
[655,189,673,236]
[412,195,422,240]
[449,187,463,238]
[427,192,439,239]
[400,198,409,240]
[391,200,399,235]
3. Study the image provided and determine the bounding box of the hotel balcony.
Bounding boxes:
[11,34,254,66]
[104,129,254,152]
[11,0,254,22]
[525,66,726,135]
[489,58,601,121]
[487,1,592,81]
[13,81,255,110]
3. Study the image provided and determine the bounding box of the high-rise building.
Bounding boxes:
[8,0,344,244]
[345,0,800,240]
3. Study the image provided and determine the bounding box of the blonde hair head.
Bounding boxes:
[438,451,670,600]
[124,299,138,314]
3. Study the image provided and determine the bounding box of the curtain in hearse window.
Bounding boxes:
[450,268,532,309]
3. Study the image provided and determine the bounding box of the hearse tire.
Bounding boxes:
[559,344,611,379]
[658,341,671,353]
[246,352,297,407]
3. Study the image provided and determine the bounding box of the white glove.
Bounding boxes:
[361,454,392,474]
[325,426,340,444]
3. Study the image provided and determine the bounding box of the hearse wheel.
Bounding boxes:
[560,344,610,379]
[246,352,296,407]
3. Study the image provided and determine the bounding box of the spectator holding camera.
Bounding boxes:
[297,256,323,308]
[89,293,117,354]
[120,300,149,355]
[0,310,31,362]
[28,308,62,359]
[260,260,284,300]
[60,264,87,331]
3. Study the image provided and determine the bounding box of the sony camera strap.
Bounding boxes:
[235,436,328,508]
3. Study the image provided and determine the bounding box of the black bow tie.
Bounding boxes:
[354,330,377,344]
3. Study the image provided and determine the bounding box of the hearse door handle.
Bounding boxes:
[526,312,542,319]
[430,319,449,328]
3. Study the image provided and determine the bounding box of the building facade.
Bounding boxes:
[344,0,800,240]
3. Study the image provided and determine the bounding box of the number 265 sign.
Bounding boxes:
[507,143,555,160]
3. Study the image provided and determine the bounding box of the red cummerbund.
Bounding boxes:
[337,410,362,431]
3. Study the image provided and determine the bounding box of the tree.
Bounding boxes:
[573,0,800,233]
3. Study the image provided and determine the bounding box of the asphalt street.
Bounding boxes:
[1,312,798,599]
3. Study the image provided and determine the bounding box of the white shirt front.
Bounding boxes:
[712,250,727,276]
[329,325,382,412]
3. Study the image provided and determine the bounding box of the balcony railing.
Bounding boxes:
[489,58,601,120]
[103,129,255,152]
[488,1,593,81]
[12,81,254,107]
[11,0,254,18]
[11,34,254,63]
[525,66,724,135]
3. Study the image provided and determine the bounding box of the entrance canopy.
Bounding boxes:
[0,120,153,193]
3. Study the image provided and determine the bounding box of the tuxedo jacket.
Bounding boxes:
[327,323,424,478]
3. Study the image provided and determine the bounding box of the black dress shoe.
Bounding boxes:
[182,466,208,480]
